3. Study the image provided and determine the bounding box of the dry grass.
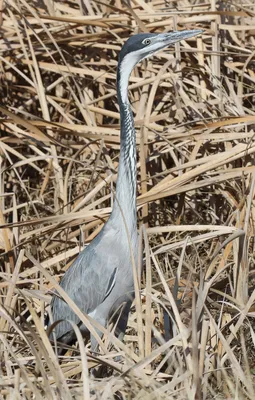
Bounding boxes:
[0,0,255,398]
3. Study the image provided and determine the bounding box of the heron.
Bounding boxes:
[49,29,203,352]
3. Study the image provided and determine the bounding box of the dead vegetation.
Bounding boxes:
[0,0,255,399]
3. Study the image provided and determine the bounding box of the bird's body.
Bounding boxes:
[49,29,202,350]
[51,216,138,348]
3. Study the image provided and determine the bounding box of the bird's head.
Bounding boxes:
[119,30,203,65]
[117,30,203,103]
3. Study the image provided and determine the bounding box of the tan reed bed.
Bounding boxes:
[0,0,255,398]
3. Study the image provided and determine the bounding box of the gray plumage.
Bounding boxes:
[49,29,203,351]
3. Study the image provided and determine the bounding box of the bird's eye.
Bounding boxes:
[143,38,151,46]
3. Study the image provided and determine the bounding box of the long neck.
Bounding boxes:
[109,63,137,233]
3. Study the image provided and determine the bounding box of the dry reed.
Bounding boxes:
[0,0,255,399]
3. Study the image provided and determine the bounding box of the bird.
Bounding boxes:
[48,29,203,352]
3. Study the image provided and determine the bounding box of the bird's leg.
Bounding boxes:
[90,319,105,354]
[89,317,108,378]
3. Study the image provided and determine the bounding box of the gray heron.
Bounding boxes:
[48,29,203,352]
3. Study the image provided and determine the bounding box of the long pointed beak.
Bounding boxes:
[161,29,203,45]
